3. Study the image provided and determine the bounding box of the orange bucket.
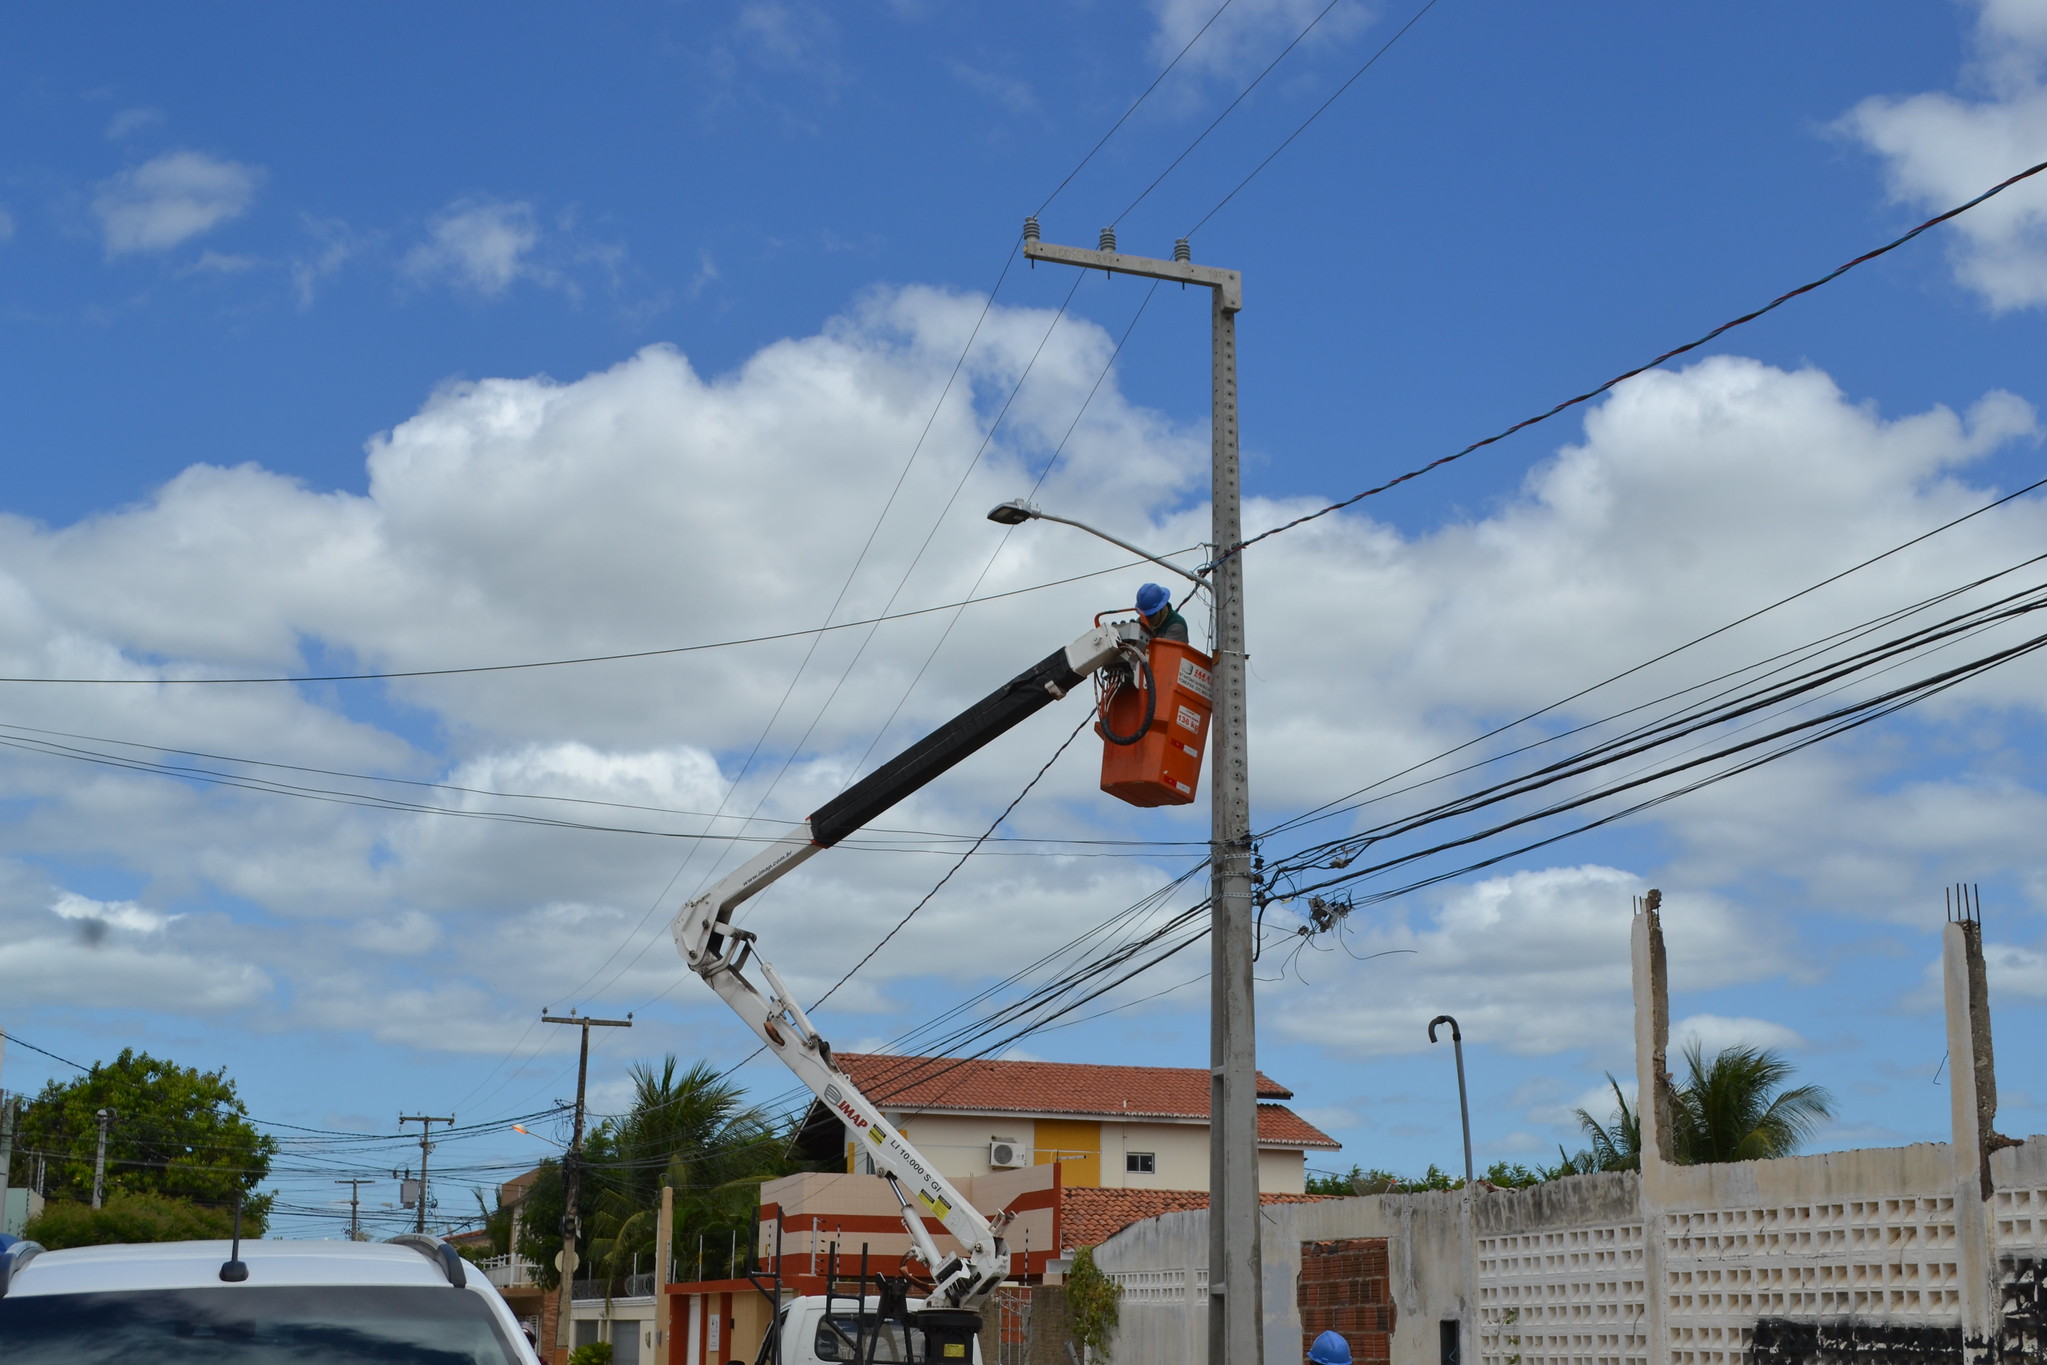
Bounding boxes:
[1099,637,1214,807]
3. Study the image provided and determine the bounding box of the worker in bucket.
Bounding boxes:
[1136,582,1189,643]
[1309,1329,1353,1365]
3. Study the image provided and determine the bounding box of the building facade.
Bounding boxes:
[797,1053,1339,1195]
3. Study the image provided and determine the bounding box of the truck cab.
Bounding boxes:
[753,1294,982,1365]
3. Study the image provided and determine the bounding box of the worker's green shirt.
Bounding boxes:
[1145,608,1190,643]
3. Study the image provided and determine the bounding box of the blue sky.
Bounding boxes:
[4,0,2047,1234]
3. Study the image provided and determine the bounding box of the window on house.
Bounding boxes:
[1126,1152,1156,1174]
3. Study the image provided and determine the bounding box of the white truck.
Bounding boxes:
[673,622,1149,1364]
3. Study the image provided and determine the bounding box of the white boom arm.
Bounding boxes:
[672,624,1135,1313]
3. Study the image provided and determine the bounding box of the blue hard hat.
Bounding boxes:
[1309,1330,1353,1365]
[1136,582,1172,618]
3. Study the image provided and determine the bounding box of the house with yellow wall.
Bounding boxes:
[790,1054,1339,1196]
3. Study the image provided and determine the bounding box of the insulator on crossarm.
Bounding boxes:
[1023,216,1039,244]
[1174,238,1191,263]
[1099,226,1116,254]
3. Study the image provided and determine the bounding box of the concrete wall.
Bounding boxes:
[1084,903,2045,1365]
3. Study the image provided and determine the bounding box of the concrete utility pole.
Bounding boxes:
[92,1107,114,1209]
[336,1177,374,1241]
[654,1182,674,1355]
[0,1091,16,1232]
[398,1114,454,1236]
[1,1029,12,1228]
[541,1010,632,1355]
[1022,221,1260,1365]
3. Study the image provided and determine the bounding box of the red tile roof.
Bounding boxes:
[1255,1104,1342,1149]
[1060,1188,1341,1251]
[837,1053,1297,1118]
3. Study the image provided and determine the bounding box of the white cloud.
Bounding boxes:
[950,62,1036,115]
[0,282,2041,1059]
[1841,0,2047,310]
[1146,0,1374,79]
[1985,940,2047,996]
[183,250,260,275]
[735,0,838,73]
[93,150,261,256]
[105,106,164,139]
[51,889,180,934]
[403,199,543,298]
[0,874,268,1012]
[1670,1013,1806,1057]
[291,214,361,309]
[1269,865,1791,1058]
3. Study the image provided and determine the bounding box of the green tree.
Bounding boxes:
[1573,1045,1834,1167]
[1304,1165,1365,1195]
[8,1048,276,1223]
[582,1058,787,1290]
[1669,1041,1834,1162]
[1065,1245,1123,1361]
[26,1190,261,1248]
[1574,1075,1643,1172]
[456,1188,514,1265]
[514,1160,576,1292]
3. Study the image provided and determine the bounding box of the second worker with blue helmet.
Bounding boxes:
[1136,582,1189,643]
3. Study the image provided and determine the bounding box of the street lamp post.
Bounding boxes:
[1428,1015,1475,1186]
[1005,220,1259,1365]
[986,499,1204,584]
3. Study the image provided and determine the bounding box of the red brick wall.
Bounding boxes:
[1298,1238,1395,1364]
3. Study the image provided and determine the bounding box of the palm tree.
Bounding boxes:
[1568,1044,1834,1169]
[1668,1041,1834,1163]
[1573,1075,1642,1172]
[582,1057,787,1291]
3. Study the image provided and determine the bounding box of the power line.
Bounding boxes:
[1258,472,2047,842]
[1036,0,1238,216]
[1267,580,2047,899]
[1113,0,1351,226]
[809,713,1095,1014]
[1183,0,1442,237]
[0,716,1190,850]
[1219,156,2047,565]
[844,279,1166,783]
[0,556,1171,687]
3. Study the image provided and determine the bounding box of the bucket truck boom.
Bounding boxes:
[672,621,1141,1333]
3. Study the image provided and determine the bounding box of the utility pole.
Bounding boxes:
[1,1027,13,1229]
[92,1108,115,1209]
[398,1114,454,1235]
[541,1010,632,1355]
[1022,221,1259,1365]
[336,1177,374,1241]
[654,1182,674,1356]
[0,1091,16,1234]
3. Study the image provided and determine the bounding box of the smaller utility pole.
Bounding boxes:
[655,1182,674,1353]
[91,1108,115,1209]
[541,1010,632,1353]
[336,1177,375,1241]
[398,1114,454,1235]
[0,1090,17,1232]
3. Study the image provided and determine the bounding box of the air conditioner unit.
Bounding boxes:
[989,1140,1030,1169]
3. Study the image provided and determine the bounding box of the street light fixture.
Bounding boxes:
[984,499,1205,586]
